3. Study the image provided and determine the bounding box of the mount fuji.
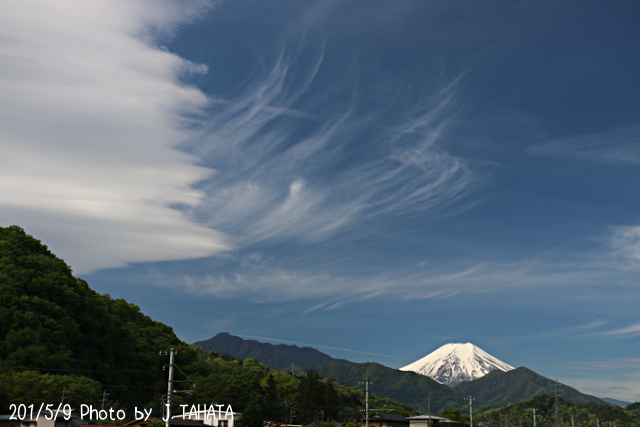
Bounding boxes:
[400,343,514,387]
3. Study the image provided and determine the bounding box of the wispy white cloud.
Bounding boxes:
[603,322,640,338]
[559,358,640,372]
[148,248,609,303]
[562,377,640,402]
[526,320,607,340]
[608,225,640,267]
[544,358,640,401]
[190,43,480,245]
[527,124,640,165]
[0,0,232,273]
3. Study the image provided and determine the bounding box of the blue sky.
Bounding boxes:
[2,0,640,402]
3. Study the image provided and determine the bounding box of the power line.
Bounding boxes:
[1,365,148,373]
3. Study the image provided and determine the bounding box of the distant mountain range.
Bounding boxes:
[602,397,632,407]
[313,362,607,412]
[193,332,353,371]
[401,343,514,386]
[194,333,615,412]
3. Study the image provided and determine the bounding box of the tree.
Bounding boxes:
[238,397,264,427]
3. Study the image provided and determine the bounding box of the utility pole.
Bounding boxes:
[464,396,473,427]
[100,390,110,411]
[363,380,371,427]
[533,408,537,427]
[61,387,69,404]
[554,380,560,427]
[165,348,176,427]
[427,396,431,427]
[284,399,289,427]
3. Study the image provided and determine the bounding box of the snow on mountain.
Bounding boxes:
[400,343,514,387]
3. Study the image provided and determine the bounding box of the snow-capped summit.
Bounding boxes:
[400,343,514,387]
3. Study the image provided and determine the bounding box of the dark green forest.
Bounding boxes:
[0,225,411,424]
[311,362,464,414]
[476,394,640,427]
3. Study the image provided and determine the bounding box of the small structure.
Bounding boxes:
[124,418,208,427]
[0,409,87,427]
[172,408,237,427]
[368,413,410,427]
[407,415,459,427]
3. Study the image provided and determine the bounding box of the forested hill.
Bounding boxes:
[0,226,416,425]
[311,362,464,414]
[477,394,640,427]
[193,332,354,371]
[0,225,192,410]
[454,366,607,408]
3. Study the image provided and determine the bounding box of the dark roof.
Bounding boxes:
[407,416,458,424]
[123,418,206,427]
[371,413,408,422]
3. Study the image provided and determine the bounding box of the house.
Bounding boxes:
[0,409,87,427]
[0,415,19,427]
[406,415,459,427]
[125,412,238,427]
[368,413,410,427]
[172,406,237,427]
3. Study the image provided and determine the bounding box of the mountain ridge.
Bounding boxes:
[311,361,465,414]
[193,332,354,371]
[454,366,607,408]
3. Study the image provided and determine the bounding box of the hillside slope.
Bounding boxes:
[0,225,190,409]
[312,362,465,413]
[193,332,354,371]
[454,366,606,408]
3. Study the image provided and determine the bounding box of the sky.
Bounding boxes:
[2,0,640,403]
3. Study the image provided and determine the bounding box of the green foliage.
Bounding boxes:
[238,397,264,427]
[311,362,462,414]
[477,394,640,427]
[0,370,101,406]
[454,367,606,411]
[0,226,188,410]
[185,353,377,424]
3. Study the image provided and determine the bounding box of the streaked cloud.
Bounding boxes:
[527,320,607,341]
[608,225,640,267]
[604,322,640,338]
[149,248,619,302]
[0,0,231,274]
[527,124,640,165]
[191,45,480,245]
[562,377,640,403]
